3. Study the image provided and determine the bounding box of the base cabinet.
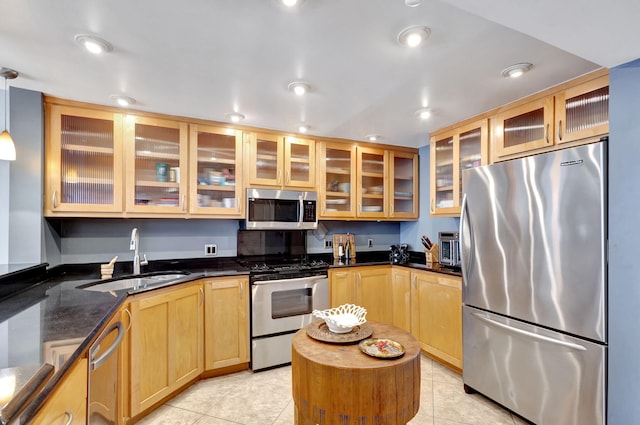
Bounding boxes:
[29,358,88,425]
[128,282,204,417]
[204,276,250,370]
[411,270,462,369]
[391,267,412,333]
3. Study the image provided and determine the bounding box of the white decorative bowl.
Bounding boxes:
[312,304,367,334]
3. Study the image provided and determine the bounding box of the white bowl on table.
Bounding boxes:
[312,304,367,334]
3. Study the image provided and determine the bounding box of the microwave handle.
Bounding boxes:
[298,196,304,227]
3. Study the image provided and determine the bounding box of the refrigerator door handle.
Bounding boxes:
[471,312,587,351]
[459,192,472,284]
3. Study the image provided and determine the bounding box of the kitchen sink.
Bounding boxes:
[80,272,190,293]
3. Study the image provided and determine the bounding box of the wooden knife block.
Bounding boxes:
[425,244,439,264]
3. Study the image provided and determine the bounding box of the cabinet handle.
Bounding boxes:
[124,308,132,332]
[181,195,186,212]
[52,191,58,209]
[277,170,282,184]
[63,410,73,425]
[545,123,550,144]
[199,287,204,306]
[286,170,290,184]
[558,119,563,141]
[236,197,240,212]
[431,198,434,212]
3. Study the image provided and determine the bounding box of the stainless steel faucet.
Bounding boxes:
[130,228,148,275]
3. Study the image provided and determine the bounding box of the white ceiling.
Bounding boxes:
[0,0,635,149]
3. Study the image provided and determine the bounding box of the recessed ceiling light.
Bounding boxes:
[501,63,533,78]
[110,95,136,107]
[226,112,245,123]
[279,0,303,7]
[288,81,310,96]
[75,34,113,54]
[415,108,431,120]
[298,124,309,133]
[397,26,431,48]
[366,134,381,142]
[405,0,423,6]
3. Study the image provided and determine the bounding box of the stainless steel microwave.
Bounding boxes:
[246,189,318,230]
[439,231,461,267]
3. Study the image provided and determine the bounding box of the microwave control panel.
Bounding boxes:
[303,201,317,222]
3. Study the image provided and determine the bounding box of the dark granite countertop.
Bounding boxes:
[0,253,456,423]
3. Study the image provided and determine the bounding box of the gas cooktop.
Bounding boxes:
[246,259,329,273]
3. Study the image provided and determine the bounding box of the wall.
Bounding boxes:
[607,58,640,424]
[399,145,459,251]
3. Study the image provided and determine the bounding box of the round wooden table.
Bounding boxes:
[292,321,421,425]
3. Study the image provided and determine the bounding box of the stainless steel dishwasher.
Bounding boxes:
[87,318,125,424]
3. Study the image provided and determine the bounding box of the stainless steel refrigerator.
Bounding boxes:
[460,142,606,425]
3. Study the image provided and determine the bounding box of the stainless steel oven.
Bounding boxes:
[439,231,461,268]
[250,270,328,371]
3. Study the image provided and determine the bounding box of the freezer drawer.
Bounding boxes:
[463,306,606,425]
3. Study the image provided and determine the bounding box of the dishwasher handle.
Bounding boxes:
[89,321,124,371]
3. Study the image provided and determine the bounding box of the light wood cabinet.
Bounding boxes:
[493,70,609,161]
[203,276,249,370]
[44,104,124,216]
[430,118,488,217]
[329,268,356,307]
[389,151,419,219]
[391,267,412,333]
[246,132,316,189]
[124,115,189,214]
[189,124,243,216]
[354,266,392,324]
[356,146,388,218]
[128,282,204,417]
[318,141,357,219]
[411,270,462,369]
[29,358,88,425]
[554,73,609,145]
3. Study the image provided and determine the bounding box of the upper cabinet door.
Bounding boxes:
[494,97,554,158]
[357,146,388,218]
[283,136,315,188]
[246,132,283,187]
[389,151,418,220]
[318,141,357,219]
[430,118,488,217]
[45,104,124,215]
[554,74,609,145]
[124,116,188,214]
[189,124,243,216]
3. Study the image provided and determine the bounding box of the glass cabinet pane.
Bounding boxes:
[134,123,181,207]
[503,109,545,148]
[195,130,237,209]
[565,86,609,134]
[288,141,311,183]
[360,151,385,213]
[255,136,279,181]
[392,155,414,214]
[459,128,482,203]
[60,114,115,205]
[435,137,454,209]
[325,147,352,214]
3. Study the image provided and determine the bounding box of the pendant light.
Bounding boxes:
[0,67,18,161]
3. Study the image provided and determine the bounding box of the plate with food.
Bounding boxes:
[359,338,405,359]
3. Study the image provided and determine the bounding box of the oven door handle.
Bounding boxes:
[252,275,327,285]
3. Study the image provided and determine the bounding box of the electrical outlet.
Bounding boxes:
[324,239,333,249]
[368,238,373,248]
[204,244,217,256]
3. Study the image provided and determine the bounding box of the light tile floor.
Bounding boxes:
[136,355,532,425]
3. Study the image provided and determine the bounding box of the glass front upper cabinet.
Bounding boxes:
[318,141,356,218]
[430,118,488,217]
[189,124,243,216]
[45,104,124,215]
[124,116,188,213]
[389,151,418,219]
[494,97,554,158]
[357,147,387,218]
